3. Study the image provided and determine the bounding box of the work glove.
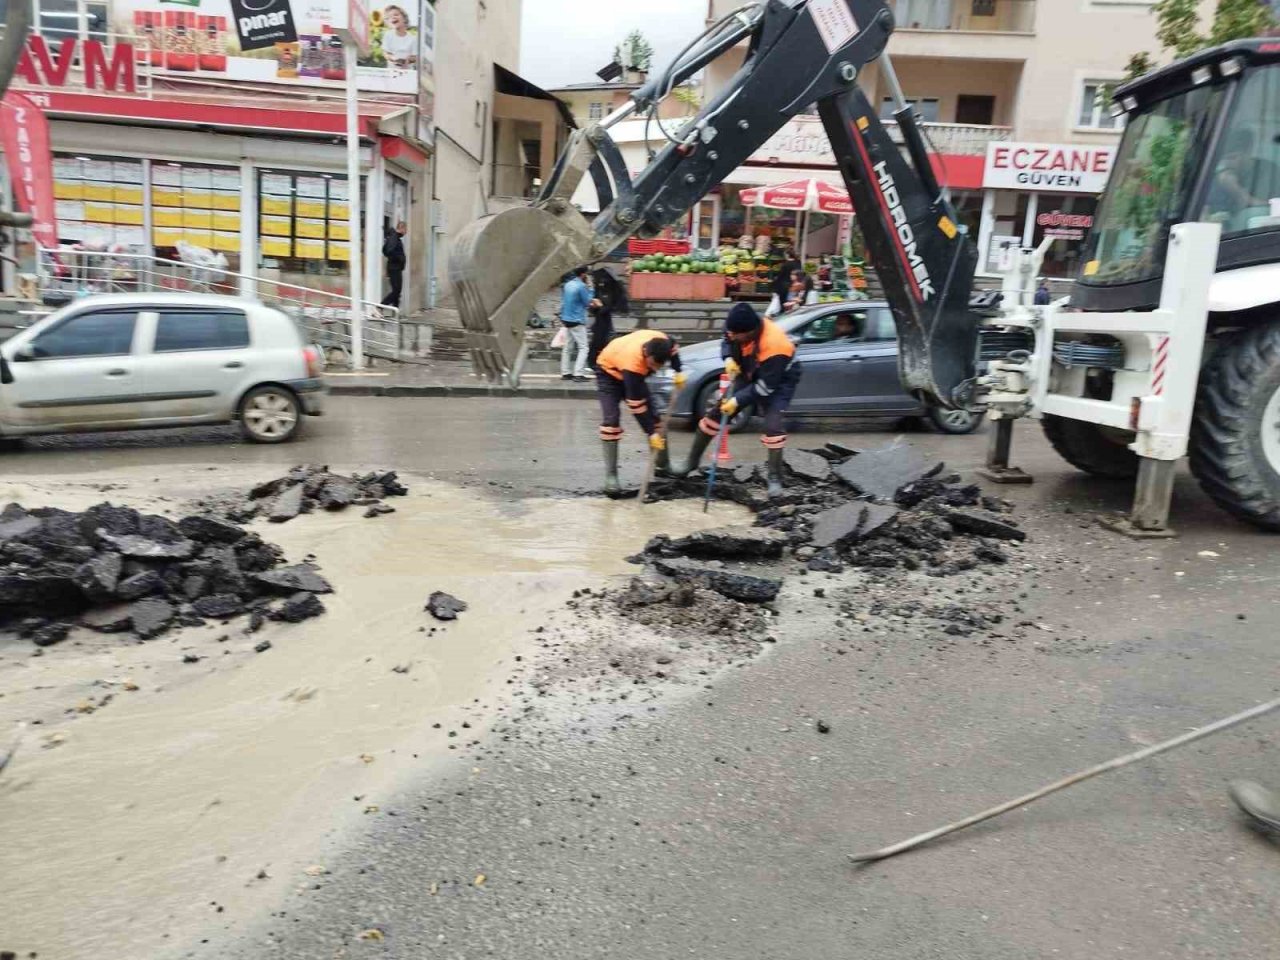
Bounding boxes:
[673,372,687,390]
[720,396,739,417]
[723,359,741,378]
[649,433,667,451]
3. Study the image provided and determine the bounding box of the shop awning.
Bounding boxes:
[28,89,411,141]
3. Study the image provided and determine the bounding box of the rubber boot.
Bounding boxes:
[766,447,785,499]
[602,441,621,495]
[675,429,716,478]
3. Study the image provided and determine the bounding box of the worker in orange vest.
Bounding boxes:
[679,303,802,497]
[595,329,686,495]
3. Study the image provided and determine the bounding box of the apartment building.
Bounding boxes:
[699,0,1185,278]
[1,0,560,308]
[549,73,697,125]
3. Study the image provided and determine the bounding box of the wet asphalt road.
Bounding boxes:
[6,398,1280,959]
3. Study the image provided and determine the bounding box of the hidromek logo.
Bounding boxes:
[873,160,934,300]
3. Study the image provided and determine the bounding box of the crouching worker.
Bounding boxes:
[596,330,686,495]
[680,303,802,497]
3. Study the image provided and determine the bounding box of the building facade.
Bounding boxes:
[0,0,555,310]
[700,0,1195,279]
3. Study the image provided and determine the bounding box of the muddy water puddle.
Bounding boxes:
[0,466,743,959]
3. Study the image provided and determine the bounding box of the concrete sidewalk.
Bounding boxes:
[326,358,598,398]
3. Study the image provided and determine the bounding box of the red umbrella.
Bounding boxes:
[738,178,853,263]
[738,178,853,215]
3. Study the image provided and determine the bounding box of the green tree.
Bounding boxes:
[1127,0,1276,79]
[613,30,654,72]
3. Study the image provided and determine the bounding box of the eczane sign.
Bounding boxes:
[984,141,1116,194]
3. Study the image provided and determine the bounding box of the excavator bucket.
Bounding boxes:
[449,204,595,384]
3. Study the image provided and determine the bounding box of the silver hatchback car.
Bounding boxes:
[0,293,325,444]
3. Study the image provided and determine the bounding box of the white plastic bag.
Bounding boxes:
[550,326,568,349]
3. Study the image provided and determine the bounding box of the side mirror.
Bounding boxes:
[0,354,11,385]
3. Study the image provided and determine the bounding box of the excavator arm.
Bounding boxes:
[449,0,979,407]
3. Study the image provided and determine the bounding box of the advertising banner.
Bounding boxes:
[984,142,1116,194]
[109,0,423,93]
[1,93,59,251]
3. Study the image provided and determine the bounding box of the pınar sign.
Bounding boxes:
[228,0,298,51]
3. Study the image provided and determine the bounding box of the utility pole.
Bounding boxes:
[344,38,365,370]
[0,0,35,232]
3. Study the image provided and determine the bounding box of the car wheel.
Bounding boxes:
[926,405,983,435]
[695,378,752,435]
[239,385,302,444]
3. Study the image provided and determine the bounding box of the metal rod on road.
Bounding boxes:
[344,40,365,371]
[702,410,730,513]
[850,695,1280,864]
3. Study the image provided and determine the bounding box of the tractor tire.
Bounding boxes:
[1042,414,1139,480]
[1189,323,1280,531]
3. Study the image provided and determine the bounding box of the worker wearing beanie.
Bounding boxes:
[595,329,685,495]
[678,302,802,496]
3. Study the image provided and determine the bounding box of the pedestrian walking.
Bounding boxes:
[586,266,626,371]
[766,247,802,317]
[1034,278,1051,305]
[560,265,598,381]
[595,330,684,494]
[381,221,406,309]
[678,302,803,498]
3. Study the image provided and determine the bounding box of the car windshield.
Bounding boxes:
[1083,81,1226,286]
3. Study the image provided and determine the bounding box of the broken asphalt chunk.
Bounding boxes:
[129,598,175,639]
[271,591,325,623]
[251,563,333,595]
[177,514,247,544]
[96,530,196,560]
[267,485,304,523]
[945,510,1027,542]
[426,591,468,621]
[783,449,832,482]
[833,442,944,501]
[809,501,899,550]
[193,594,245,619]
[648,526,788,560]
[649,557,781,603]
[73,552,122,600]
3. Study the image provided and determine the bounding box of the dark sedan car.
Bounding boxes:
[658,300,982,434]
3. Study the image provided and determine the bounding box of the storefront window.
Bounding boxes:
[257,169,360,288]
[52,153,148,254]
[152,161,242,273]
[1032,194,1098,278]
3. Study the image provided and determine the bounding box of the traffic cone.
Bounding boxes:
[715,371,733,464]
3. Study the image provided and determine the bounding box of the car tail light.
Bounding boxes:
[304,346,323,378]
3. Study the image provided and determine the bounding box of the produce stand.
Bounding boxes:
[627,239,727,302]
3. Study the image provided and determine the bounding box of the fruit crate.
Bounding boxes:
[630,272,726,301]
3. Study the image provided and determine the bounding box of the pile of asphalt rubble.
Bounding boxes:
[0,465,408,646]
[623,439,1027,613]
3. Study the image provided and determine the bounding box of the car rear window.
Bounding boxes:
[154,310,250,352]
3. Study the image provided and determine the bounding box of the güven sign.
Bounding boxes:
[984,141,1116,194]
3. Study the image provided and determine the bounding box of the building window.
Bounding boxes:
[33,0,107,42]
[258,169,357,278]
[880,97,940,123]
[1078,81,1122,130]
[588,101,604,120]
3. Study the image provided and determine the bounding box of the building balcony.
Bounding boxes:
[892,0,1035,34]
[885,119,1011,157]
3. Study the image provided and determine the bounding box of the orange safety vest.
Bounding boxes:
[740,317,795,366]
[598,330,671,380]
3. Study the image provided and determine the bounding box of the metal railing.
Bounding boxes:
[34,247,400,365]
[893,0,1035,33]
[885,119,1012,156]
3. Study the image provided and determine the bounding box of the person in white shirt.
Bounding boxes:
[380,5,417,67]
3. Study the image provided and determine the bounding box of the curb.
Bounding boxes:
[329,384,598,399]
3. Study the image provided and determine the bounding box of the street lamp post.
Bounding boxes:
[344,38,365,370]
